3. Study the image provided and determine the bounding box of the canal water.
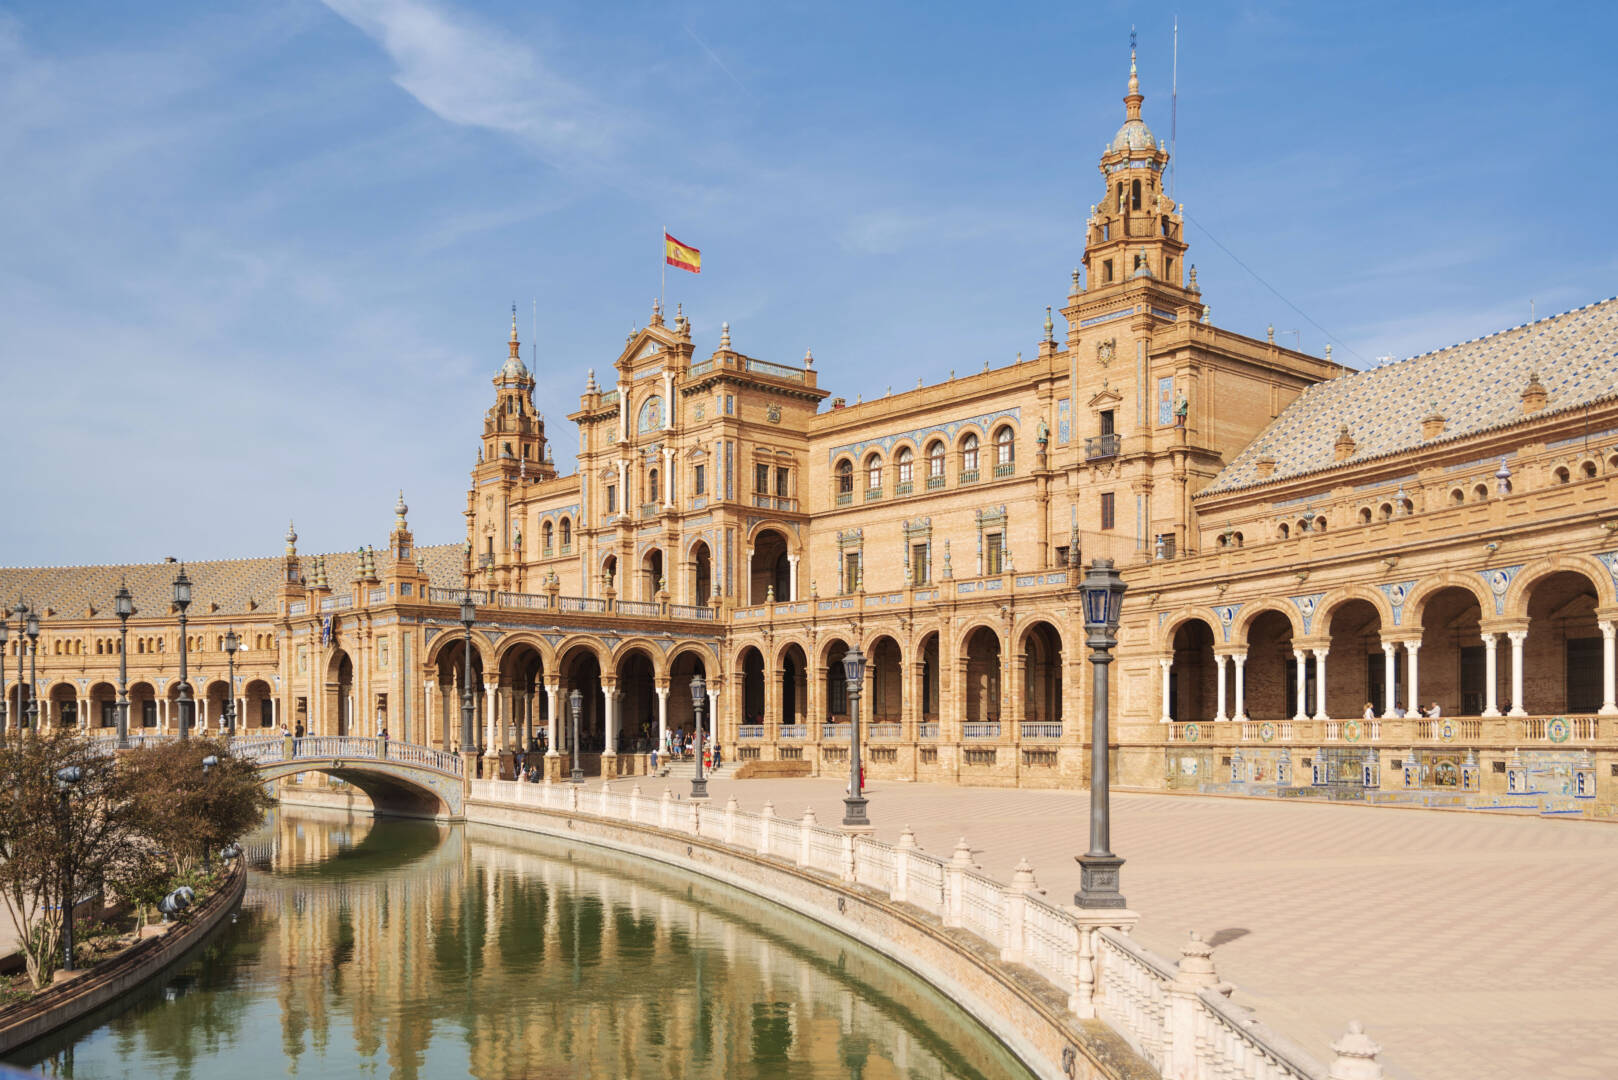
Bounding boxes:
[10,810,1036,1079]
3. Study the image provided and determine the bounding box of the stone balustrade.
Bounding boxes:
[467,778,1383,1080]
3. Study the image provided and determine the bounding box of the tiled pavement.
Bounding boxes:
[602,771,1618,1080]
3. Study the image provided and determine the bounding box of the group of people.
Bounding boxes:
[1364,701,1444,719]
[649,728,717,772]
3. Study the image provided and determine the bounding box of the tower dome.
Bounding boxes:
[1110,46,1155,152]
[499,306,529,380]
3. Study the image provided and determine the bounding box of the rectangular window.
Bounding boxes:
[912,543,929,585]
[1100,492,1115,531]
[986,532,1004,575]
[1157,377,1174,426]
[1100,409,1116,436]
[829,668,847,715]
[1103,259,1114,283]
[843,552,861,594]
[1054,545,1070,567]
[694,464,706,495]
[1568,638,1603,712]
[755,463,769,494]
[725,394,735,415]
[776,467,790,497]
[606,485,617,513]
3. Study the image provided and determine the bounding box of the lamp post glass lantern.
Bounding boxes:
[1077,558,1128,909]
[841,644,870,828]
[223,627,239,737]
[568,689,583,783]
[689,675,708,800]
[115,583,134,748]
[56,765,82,971]
[173,566,192,740]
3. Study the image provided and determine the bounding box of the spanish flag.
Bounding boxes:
[665,232,701,274]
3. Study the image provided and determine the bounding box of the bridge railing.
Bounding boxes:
[469,778,1374,1080]
[224,735,464,777]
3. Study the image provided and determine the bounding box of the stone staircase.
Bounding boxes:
[660,758,727,781]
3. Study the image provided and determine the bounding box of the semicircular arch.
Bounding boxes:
[1403,572,1493,627]
[1234,601,1303,644]
[1501,554,1616,617]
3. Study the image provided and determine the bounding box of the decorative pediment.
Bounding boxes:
[1087,386,1123,408]
[684,444,708,460]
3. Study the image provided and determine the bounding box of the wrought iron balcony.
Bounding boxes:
[1085,434,1121,460]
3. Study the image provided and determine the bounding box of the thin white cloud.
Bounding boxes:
[320,0,624,164]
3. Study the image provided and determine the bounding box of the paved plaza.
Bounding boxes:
[601,770,1618,1080]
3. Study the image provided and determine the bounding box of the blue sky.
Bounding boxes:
[2,0,1613,567]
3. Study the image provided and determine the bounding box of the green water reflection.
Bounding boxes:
[10,810,1035,1079]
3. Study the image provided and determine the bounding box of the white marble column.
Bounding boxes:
[656,687,668,750]
[1233,653,1247,720]
[1213,654,1229,723]
[424,682,434,745]
[1158,658,1172,723]
[1506,631,1527,717]
[1480,634,1500,717]
[545,683,560,755]
[1292,650,1307,721]
[787,554,799,601]
[1599,621,1617,716]
[707,687,719,745]
[1406,642,1420,715]
[484,681,499,755]
[663,447,675,508]
[1382,642,1398,718]
[604,690,618,755]
[1312,648,1329,721]
[160,698,169,733]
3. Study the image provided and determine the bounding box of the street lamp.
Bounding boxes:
[841,644,870,828]
[223,628,239,738]
[0,612,9,747]
[173,565,193,741]
[567,689,584,783]
[55,765,83,971]
[689,675,709,800]
[115,583,135,749]
[1076,558,1128,909]
[25,607,40,736]
[459,595,477,757]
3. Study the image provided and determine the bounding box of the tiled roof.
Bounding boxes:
[1200,297,1618,497]
[0,544,466,622]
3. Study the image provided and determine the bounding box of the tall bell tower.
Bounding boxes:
[1080,45,1192,298]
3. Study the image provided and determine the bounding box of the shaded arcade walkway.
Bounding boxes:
[597,772,1617,1080]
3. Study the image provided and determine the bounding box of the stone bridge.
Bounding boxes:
[225,736,466,819]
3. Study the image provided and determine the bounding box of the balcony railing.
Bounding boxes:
[1020,722,1062,739]
[836,491,852,506]
[779,724,807,739]
[737,724,766,739]
[617,599,661,617]
[865,488,883,502]
[867,722,902,740]
[668,603,716,621]
[558,595,608,614]
[478,553,495,568]
[752,494,799,512]
[962,721,1001,738]
[917,722,939,739]
[959,468,980,484]
[926,475,946,490]
[1085,433,1121,460]
[821,724,850,740]
[993,462,1015,478]
[640,502,661,518]
[895,480,913,495]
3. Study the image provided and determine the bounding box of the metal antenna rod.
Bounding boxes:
[1171,15,1179,201]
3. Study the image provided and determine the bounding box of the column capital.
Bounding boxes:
[1380,640,1398,654]
[1598,619,1616,640]
[1505,629,1528,645]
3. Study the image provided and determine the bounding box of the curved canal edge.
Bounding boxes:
[0,863,247,1057]
[466,791,1155,1080]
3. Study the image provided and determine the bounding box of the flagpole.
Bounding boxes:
[660,224,666,313]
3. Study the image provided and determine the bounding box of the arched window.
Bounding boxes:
[543,521,554,551]
[1233,532,1244,548]
[648,468,659,503]
[1379,503,1393,521]
[1358,507,1372,525]
[896,446,914,486]
[1555,466,1571,484]
[1472,483,1488,502]
[865,453,883,492]
[1278,522,1290,540]
[927,441,945,483]
[560,518,572,547]
[1130,178,1142,210]
[836,459,854,499]
[1450,488,1465,505]
[157,638,165,653]
[995,425,1015,468]
[961,433,979,476]
[1581,460,1598,478]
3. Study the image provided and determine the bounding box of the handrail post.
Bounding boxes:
[945,838,972,927]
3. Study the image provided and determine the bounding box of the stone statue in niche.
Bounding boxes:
[1036,418,1049,445]
[1174,394,1188,426]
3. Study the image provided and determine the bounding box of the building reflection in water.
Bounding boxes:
[17,810,1027,1080]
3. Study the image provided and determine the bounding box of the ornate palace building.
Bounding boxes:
[4,50,1616,815]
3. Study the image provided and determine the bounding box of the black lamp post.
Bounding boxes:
[841,644,870,828]
[689,675,709,800]
[223,627,239,738]
[1076,558,1128,908]
[459,595,476,755]
[115,583,134,749]
[25,607,40,735]
[0,611,9,747]
[55,765,83,971]
[567,688,583,783]
[173,566,193,741]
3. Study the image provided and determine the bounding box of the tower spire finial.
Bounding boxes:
[1126,28,1143,119]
